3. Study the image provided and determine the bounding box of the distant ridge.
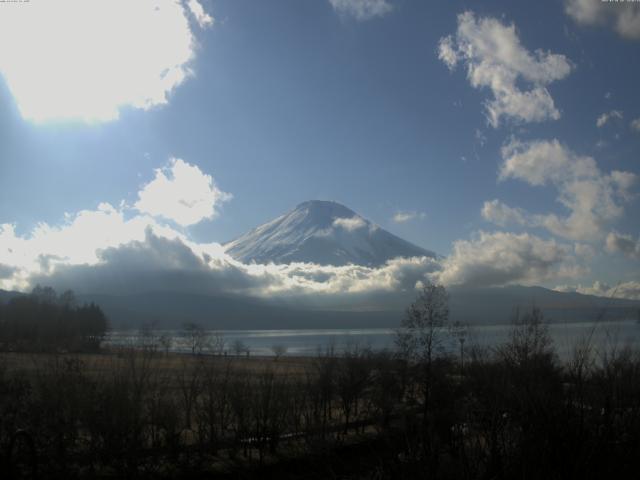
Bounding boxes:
[79,286,640,330]
[0,289,23,304]
[225,200,436,266]
[3,284,639,330]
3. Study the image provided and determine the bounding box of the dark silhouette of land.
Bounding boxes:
[1,284,640,478]
[0,286,108,353]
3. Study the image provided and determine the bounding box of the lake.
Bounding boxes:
[104,319,640,361]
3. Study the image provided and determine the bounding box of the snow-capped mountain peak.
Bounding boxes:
[224,200,436,266]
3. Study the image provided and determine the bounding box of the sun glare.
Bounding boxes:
[0,0,211,123]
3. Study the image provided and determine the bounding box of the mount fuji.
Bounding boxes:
[4,202,635,330]
[224,200,436,266]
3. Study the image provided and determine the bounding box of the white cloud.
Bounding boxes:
[481,200,528,227]
[574,242,596,259]
[0,0,213,123]
[555,280,640,301]
[19,216,596,298]
[0,209,587,297]
[0,205,442,297]
[565,0,640,40]
[606,231,640,259]
[496,138,637,241]
[612,281,640,301]
[1,216,587,296]
[475,128,487,147]
[24,229,443,299]
[328,0,392,21]
[392,211,426,223]
[0,158,457,294]
[433,231,584,287]
[500,139,596,186]
[0,204,179,291]
[260,255,441,296]
[596,110,623,128]
[135,158,231,227]
[187,0,214,28]
[631,118,640,133]
[7,209,585,298]
[333,216,367,232]
[0,160,618,298]
[0,194,585,296]
[437,35,459,69]
[438,11,573,127]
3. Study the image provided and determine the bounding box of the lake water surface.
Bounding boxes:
[105,319,640,361]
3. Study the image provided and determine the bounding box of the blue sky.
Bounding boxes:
[0,0,639,299]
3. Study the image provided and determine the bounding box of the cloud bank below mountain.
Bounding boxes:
[0,159,601,301]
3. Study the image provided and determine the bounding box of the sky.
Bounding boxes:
[0,0,639,301]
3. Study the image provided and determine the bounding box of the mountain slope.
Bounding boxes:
[79,286,640,330]
[448,285,640,325]
[225,200,436,266]
[4,284,638,329]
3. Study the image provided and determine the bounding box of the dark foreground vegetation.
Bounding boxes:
[0,286,108,353]
[1,284,640,479]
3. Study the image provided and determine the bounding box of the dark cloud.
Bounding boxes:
[0,264,16,280]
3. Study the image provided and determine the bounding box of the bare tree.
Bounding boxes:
[182,322,208,356]
[335,345,371,433]
[368,351,402,430]
[396,282,450,364]
[228,371,252,458]
[209,331,226,356]
[196,360,234,454]
[251,368,290,462]
[271,344,287,361]
[498,306,554,367]
[395,282,450,459]
[158,333,173,356]
[450,321,468,374]
[309,346,337,441]
[232,339,247,357]
[59,289,77,308]
[176,358,203,431]
[138,321,159,350]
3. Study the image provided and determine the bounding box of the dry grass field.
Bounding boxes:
[0,349,313,378]
[3,312,640,479]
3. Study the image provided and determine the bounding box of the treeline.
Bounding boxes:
[1,285,640,478]
[0,286,109,352]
